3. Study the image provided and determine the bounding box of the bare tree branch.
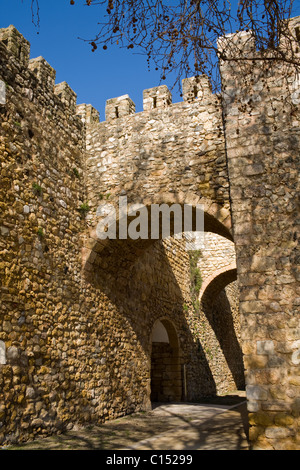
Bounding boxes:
[30,1,300,93]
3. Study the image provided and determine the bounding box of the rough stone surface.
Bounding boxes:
[0,19,299,451]
[219,16,300,450]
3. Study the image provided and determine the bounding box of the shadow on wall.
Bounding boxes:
[201,278,245,391]
[85,236,218,403]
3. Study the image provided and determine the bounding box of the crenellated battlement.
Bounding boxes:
[103,74,216,123]
[76,103,100,124]
[0,24,30,66]
[0,25,218,126]
[217,14,300,61]
[0,25,82,117]
[28,56,56,91]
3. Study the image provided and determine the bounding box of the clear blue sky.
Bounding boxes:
[0,0,180,118]
[1,1,300,119]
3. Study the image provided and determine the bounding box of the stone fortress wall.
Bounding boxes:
[219,16,300,449]
[0,18,299,450]
[0,24,241,447]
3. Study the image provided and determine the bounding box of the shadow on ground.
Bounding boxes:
[5,395,249,451]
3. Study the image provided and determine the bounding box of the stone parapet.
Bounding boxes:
[143,85,172,110]
[0,26,84,118]
[105,94,136,121]
[0,25,30,66]
[54,81,77,114]
[104,75,216,122]
[28,56,56,91]
[76,103,100,125]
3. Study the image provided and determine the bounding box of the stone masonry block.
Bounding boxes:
[0,80,6,105]
[247,401,261,412]
[257,340,275,355]
[240,300,266,314]
[0,340,6,365]
[246,385,268,401]
[251,255,276,273]
[265,427,293,439]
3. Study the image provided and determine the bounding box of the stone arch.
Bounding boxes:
[80,198,237,402]
[199,263,245,391]
[82,197,233,277]
[199,262,237,302]
[150,318,183,403]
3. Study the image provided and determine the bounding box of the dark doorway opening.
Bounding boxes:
[150,319,183,402]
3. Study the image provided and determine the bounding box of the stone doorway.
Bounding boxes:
[150,319,183,403]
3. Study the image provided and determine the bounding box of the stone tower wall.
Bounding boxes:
[219,17,300,450]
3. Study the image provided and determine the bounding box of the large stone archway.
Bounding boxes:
[82,199,233,277]
[199,266,245,393]
[80,203,239,406]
